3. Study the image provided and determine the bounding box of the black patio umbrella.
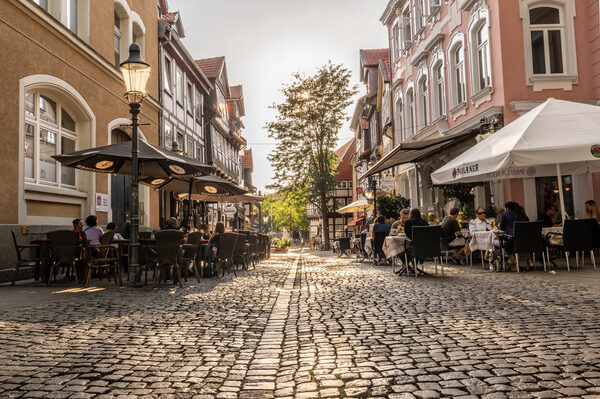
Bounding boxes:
[53,140,213,178]
[140,175,250,226]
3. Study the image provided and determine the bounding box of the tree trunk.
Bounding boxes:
[321,194,330,251]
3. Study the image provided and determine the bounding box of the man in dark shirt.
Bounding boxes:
[372,215,391,234]
[440,207,463,244]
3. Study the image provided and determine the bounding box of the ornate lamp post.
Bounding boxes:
[120,43,151,286]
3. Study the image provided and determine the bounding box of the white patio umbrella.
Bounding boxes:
[337,198,373,214]
[431,98,600,219]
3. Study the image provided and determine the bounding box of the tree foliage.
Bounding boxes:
[266,62,357,248]
[263,190,309,233]
[376,195,411,220]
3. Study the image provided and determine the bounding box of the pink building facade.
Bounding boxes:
[379,0,600,219]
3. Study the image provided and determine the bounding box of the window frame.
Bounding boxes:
[431,60,445,120]
[519,0,577,89]
[468,7,493,100]
[24,91,78,189]
[175,67,184,105]
[113,10,121,67]
[405,84,416,137]
[447,33,467,111]
[528,6,565,76]
[417,70,429,130]
[186,82,194,116]
[163,55,173,94]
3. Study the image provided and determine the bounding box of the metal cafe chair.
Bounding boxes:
[10,230,41,285]
[411,225,444,277]
[550,219,597,271]
[213,232,239,277]
[513,221,546,272]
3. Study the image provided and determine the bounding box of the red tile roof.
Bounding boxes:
[362,48,389,66]
[382,58,391,80]
[243,149,253,171]
[335,138,356,181]
[195,56,225,79]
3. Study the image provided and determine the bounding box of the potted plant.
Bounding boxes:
[271,237,292,253]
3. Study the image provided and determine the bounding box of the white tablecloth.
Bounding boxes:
[364,237,374,256]
[382,235,408,259]
[542,226,563,235]
[469,231,500,251]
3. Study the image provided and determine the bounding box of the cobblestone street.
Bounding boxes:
[1,250,600,399]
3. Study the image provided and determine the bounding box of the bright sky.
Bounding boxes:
[172,0,389,193]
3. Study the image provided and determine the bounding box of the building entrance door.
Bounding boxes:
[535,176,574,219]
[111,129,131,233]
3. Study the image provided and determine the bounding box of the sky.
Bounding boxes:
[171,0,389,193]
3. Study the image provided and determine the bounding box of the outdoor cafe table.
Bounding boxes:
[542,226,563,235]
[30,237,91,283]
[382,234,408,259]
[364,237,374,257]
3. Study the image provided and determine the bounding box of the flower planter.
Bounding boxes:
[272,247,288,254]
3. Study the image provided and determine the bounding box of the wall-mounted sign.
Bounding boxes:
[95,193,108,212]
[356,187,363,195]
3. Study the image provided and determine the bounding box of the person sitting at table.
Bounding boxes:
[469,208,500,265]
[538,205,561,228]
[391,209,410,234]
[372,215,391,234]
[163,217,180,230]
[106,222,124,247]
[585,200,600,222]
[500,201,533,269]
[404,208,428,240]
[441,207,465,264]
[82,215,104,245]
[72,218,83,233]
[209,222,226,259]
[195,222,210,240]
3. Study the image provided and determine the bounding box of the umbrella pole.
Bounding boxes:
[185,179,193,230]
[556,163,567,221]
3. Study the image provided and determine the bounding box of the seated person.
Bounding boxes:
[106,222,124,248]
[390,209,410,234]
[72,218,83,233]
[538,205,561,227]
[469,208,499,265]
[403,208,428,240]
[209,222,226,259]
[372,215,391,234]
[195,222,211,240]
[82,215,104,245]
[441,207,465,262]
[163,217,179,230]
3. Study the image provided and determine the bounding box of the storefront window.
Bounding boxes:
[535,176,573,218]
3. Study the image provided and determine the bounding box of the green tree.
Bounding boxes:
[267,62,357,250]
[263,190,309,233]
[377,195,411,220]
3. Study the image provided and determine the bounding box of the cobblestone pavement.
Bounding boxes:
[1,250,600,398]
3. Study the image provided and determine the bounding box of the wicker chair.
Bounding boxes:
[80,230,121,287]
[247,235,259,267]
[154,230,184,287]
[214,232,238,277]
[10,230,40,285]
[47,230,80,286]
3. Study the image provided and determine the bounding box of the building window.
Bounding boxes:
[415,0,426,33]
[401,7,412,50]
[113,9,121,67]
[195,142,204,163]
[186,138,193,158]
[132,22,145,58]
[24,92,77,188]
[392,22,401,61]
[186,83,194,115]
[33,0,49,11]
[195,89,203,122]
[528,6,564,75]
[418,76,429,128]
[176,68,184,104]
[432,62,445,118]
[216,86,228,120]
[449,42,466,107]
[474,24,490,90]
[394,97,403,143]
[66,0,78,34]
[176,131,184,150]
[406,87,415,137]
[164,121,173,149]
[163,56,172,93]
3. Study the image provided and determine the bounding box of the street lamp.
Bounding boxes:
[120,42,150,287]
